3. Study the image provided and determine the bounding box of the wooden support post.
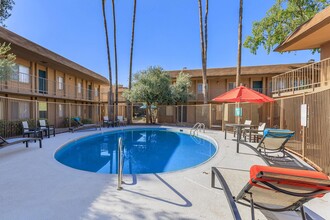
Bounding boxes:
[280,99,284,129]
[209,103,212,128]
[302,93,307,159]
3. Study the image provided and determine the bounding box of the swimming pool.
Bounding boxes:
[55,128,217,174]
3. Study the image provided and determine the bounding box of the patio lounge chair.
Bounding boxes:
[211,165,330,220]
[256,129,295,157]
[39,119,55,138]
[69,117,101,133]
[0,136,42,148]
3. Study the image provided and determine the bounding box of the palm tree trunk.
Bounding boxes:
[111,0,118,122]
[236,0,243,124]
[127,0,137,125]
[236,0,243,88]
[198,0,208,104]
[102,0,114,122]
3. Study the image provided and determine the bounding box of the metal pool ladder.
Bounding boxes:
[117,137,123,190]
[190,122,205,136]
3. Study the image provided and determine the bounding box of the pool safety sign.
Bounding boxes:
[235,107,242,117]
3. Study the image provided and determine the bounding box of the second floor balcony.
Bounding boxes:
[0,72,109,102]
[272,58,330,97]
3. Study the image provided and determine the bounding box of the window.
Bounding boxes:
[197,83,203,94]
[58,104,64,117]
[228,82,236,90]
[252,81,263,93]
[58,76,64,90]
[94,87,99,97]
[77,82,82,94]
[12,64,30,83]
[39,102,47,118]
[11,102,30,120]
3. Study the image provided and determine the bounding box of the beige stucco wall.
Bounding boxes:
[321,41,330,60]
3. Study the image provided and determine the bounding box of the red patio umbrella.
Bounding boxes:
[212,86,274,103]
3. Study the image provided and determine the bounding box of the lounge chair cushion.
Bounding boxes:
[263,129,295,138]
[250,165,330,197]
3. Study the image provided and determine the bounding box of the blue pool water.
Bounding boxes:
[55,128,216,174]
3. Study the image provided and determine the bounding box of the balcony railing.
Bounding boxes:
[0,72,109,102]
[272,58,330,95]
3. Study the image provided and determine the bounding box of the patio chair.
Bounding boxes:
[117,116,127,126]
[103,116,114,128]
[0,135,42,148]
[69,117,101,133]
[39,119,55,138]
[244,122,266,142]
[22,121,43,139]
[211,165,330,220]
[234,120,252,138]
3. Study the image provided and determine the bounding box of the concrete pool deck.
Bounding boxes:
[0,125,329,220]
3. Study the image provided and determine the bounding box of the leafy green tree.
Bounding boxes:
[124,66,192,123]
[244,0,330,54]
[171,72,193,104]
[0,0,14,26]
[0,42,16,81]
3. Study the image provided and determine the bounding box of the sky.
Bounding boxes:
[5,0,319,86]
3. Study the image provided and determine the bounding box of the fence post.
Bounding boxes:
[269,102,274,128]
[222,103,225,132]
[69,103,72,127]
[35,100,38,128]
[280,99,284,129]
[209,104,212,128]
[302,93,306,159]
[181,105,183,126]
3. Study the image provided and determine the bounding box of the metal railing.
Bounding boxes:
[190,122,205,136]
[272,58,330,95]
[0,71,109,102]
[117,137,123,190]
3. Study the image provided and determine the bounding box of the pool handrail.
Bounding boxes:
[190,122,205,136]
[117,137,123,190]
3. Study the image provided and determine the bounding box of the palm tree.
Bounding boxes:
[102,0,114,121]
[198,0,208,104]
[127,0,137,124]
[236,0,243,124]
[236,0,243,87]
[111,0,118,121]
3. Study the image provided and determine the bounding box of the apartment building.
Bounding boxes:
[0,27,109,127]
[273,5,330,97]
[168,63,307,103]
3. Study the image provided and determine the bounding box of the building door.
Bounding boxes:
[39,70,48,94]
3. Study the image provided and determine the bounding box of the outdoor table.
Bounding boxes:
[224,123,256,153]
